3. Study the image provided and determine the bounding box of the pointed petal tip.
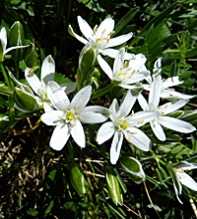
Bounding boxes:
[110,157,117,165]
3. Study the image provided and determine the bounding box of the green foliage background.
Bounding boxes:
[0,0,197,218]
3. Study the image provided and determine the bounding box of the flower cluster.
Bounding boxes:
[22,16,196,202]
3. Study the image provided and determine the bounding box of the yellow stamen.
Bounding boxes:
[117,119,129,130]
[66,110,76,122]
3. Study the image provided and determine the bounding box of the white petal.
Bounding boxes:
[0,27,7,52]
[130,111,156,127]
[95,17,114,39]
[41,55,55,82]
[77,16,94,40]
[71,85,92,109]
[47,81,70,110]
[161,89,195,100]
[80,111,107,124]
[100,48,119,58]
[149,75,162,107]
[43,102,53,112]
[101,49,135,60]
[126,73,147,84]
[97,55,113,79]
[118,91,136,117]
[153,58,162,74]
[145,75,153,84]
[68,25,88,44]
[106,32,133,48]
[125,127,151,151]
[96,121,115,144]
[123,52,136,60]
[129,53,147,68]
[159,100,188,115]
[131,55,148,71]
[110,131,123,164]
[159,116,196,133]
[47,80,61,92]
[177,161,197,171]
[176,171,197,191]
[163,76,183,88]
[150,120,166,141]
[113,48,125,73]
[84,105,109,115]
[109,99,119,120]
[41,110,64,126]
[50,124,70,150]
[71,120,85,148]
[137,94,149,111]
[25,68,43,95]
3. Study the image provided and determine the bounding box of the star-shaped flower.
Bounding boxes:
[96,91,153,164]
[173,161,197,204]
[41,85,107,150]
[25,55,57,111]
[98,48,150,89]
[143,58,195,100]
[69,16,133,65]
[138,75,196,141]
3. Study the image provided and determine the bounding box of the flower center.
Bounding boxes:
[65,110,76,122]
[94,28,111,46]
[149,105,161,117]
[114,65,135,81]
[117,118,129,130]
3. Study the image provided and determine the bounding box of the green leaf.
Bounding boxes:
[48,169,57,181]
[106,169,123,205]
[9,21,24,46]
[146,23,171,60]
[70,163,87,196]
[79,46,96,74]
[14,88,39,112]
[181,110,197,123]
[115,7,139,35]
[0,83,13,96]
[121,156,145,182]
[143,3,176,31]
[107,204,126,219]
[54,73,76,93]
[78,0,104,12]
[0,40,4,62]
[24,44,40,68]
[78,46,96,89]
[27,208,39,217]
[44,200,54,216]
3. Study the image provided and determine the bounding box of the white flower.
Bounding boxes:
[41,85,107,150]
[138,75,196,141]
[69,16,133,65]
[173,161,197,204]
[144,58,195,100]
[98,48,150,89]
[25,55,57,111]
[0,27,28,60]
[96,91,153,164]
